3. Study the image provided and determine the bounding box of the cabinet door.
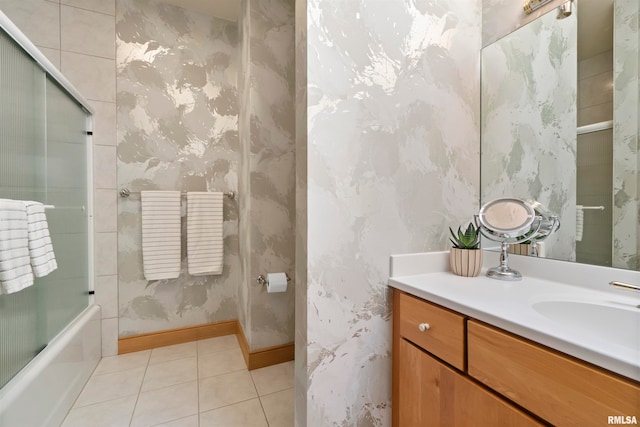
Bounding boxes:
[397,339,542,427]
[468,321,640,426]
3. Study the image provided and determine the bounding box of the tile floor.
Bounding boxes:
[61,335,294,427]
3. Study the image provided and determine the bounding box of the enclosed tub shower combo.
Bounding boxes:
[0,11,100,427]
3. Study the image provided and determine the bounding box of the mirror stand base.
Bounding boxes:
[487,241,523,281]
[487,265,522,281]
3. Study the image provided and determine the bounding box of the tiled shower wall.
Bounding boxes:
[0,0,119,356]
[115,0,241,338]
[578,50,613,126]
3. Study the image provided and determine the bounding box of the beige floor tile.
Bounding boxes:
[197,335,240,356]
[63,341,295,427]
[198,347,246,378]
[74,367,145,407]
[199,398,268,427]
[150,414,199,427]
[261,388,294,427]
[130,380,198,427]
[149,342,197,365]
[61,395,136,427]
[199,370,257,413]
[93,350,151,376]
[250,361,294,396]
[141,357,197,392]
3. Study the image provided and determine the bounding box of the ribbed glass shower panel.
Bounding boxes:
[0,28,90,389]
[576,128,613,267]
[40,77,89,343]
[0,31,45,200]
[0,30,47,389]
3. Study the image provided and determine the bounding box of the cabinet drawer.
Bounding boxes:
[468,321,640,426]
[397,292,465,370]
[398,339,543,427]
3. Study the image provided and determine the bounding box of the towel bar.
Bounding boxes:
[119,189,235,200]
[43,205,86,210]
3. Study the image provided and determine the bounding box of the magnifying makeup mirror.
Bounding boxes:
[476,198,559,281]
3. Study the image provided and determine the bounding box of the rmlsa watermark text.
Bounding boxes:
[608,416,638,425]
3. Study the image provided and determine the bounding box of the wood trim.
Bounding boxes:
[392,289,401,427]
[118,319,294,371]
[236,324,251,368]
[118,320,238,354]
[237,324,294,370]
[247,342,295,370]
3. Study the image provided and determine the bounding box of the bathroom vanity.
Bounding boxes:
[389,252,640,426]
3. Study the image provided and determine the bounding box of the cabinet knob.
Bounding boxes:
[418,323,430,332]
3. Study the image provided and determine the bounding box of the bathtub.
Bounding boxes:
[0,305,102,427]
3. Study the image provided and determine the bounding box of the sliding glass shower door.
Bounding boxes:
[0,28,91,389]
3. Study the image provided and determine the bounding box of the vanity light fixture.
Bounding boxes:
[557,0,573,19]
[523,0,554,15]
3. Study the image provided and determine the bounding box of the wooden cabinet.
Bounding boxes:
[468,321,640,427]
[398,338,542,426]
[397,292,465,370]
[392,289,640,427]
[393,290,542,427]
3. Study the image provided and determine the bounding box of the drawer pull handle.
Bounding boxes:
[418,323,430,332]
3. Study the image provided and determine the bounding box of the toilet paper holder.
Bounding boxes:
[257,273,292,286]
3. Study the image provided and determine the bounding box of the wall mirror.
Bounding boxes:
[481,0,639,270]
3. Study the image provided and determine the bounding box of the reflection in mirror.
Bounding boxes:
[480,198,535,235]
[480,0,639,270]
[476,198,559,281]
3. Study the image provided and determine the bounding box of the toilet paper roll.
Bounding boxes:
[266,272,288,293]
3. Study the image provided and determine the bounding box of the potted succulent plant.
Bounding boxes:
[449,223,483,277]
[508,230,540,257]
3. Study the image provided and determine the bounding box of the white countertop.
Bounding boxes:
[388,251,640,382]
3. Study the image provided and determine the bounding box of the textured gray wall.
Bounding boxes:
[613,0,639,269]
[238,0,295,351]
[294,0,308,424]
[297,0,481,424]
[483,0,567,46]
[116,0,240,336]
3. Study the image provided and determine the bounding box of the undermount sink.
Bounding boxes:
[532,300,640,350]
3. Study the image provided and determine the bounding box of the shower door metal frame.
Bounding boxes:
[0,9,96,299]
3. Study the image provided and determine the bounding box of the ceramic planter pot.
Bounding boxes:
[508,243,531,255]
[449,247,483,277]
[508,243,541,256]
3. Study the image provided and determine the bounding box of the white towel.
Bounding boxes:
[0,199,34,294]
[187,192,223,276]
[576,205,584,242]
[141,191,181,280]
[24,201,57,277]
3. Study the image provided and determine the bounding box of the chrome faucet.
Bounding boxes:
[609,281,640,292]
